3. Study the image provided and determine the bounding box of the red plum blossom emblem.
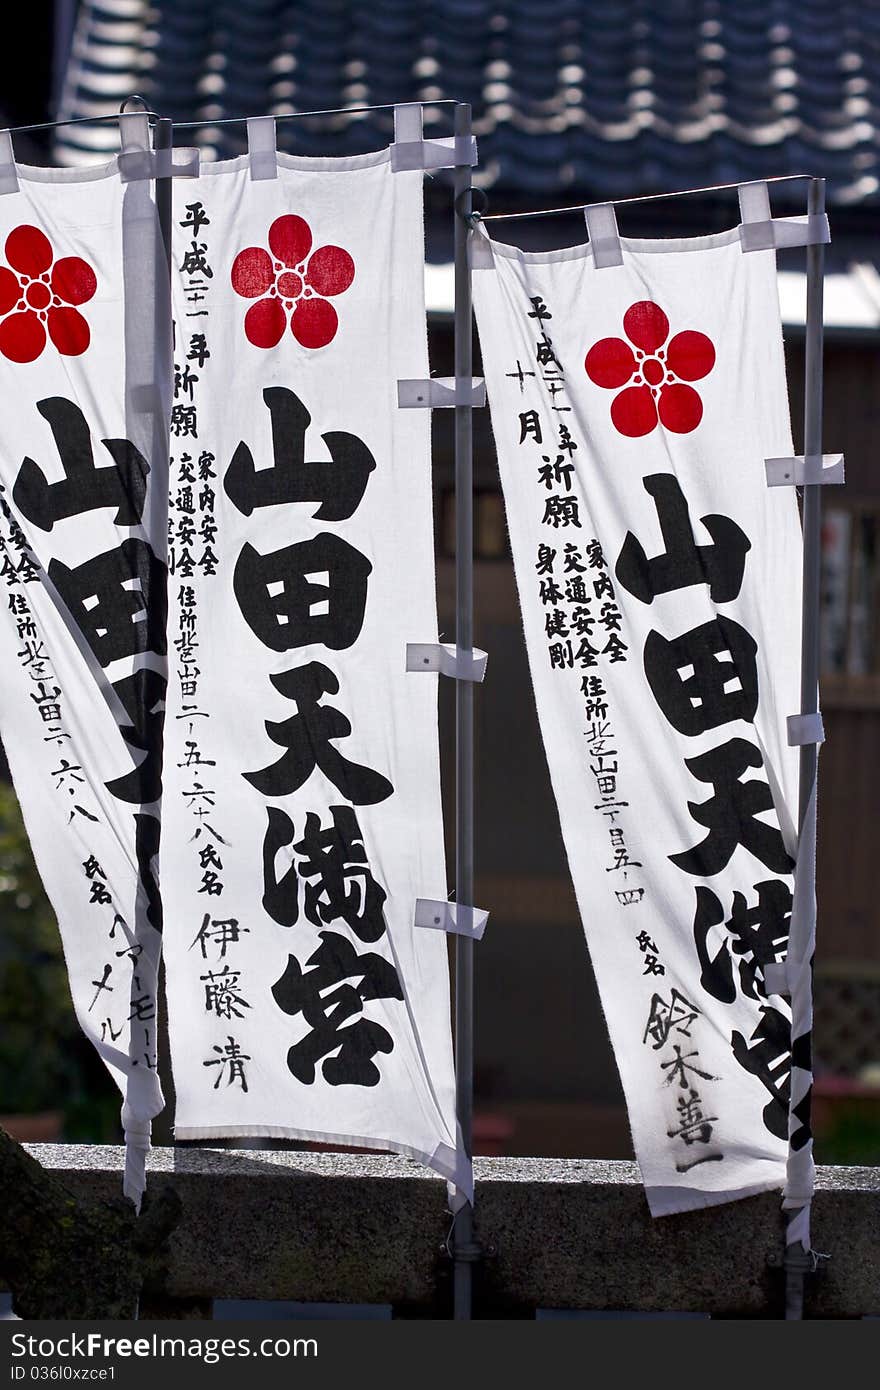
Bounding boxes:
[0,225,97,364]
[231,215,355,350]
[584,300,715,438]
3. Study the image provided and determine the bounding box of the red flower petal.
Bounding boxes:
[244,296,287,349]
[231,246,274,299]
[0,266,19,315]
[50,256,97,306]
[5,225,53,277]
[291,297,338,349]
[623,301,669,353]
[47,306,90,356]
[306,245,355,298]
[658,382,703,433]
[268,215,312,268]
[666,330,715,382]
[0,310,46,363]
[585,336,636,389]
[610,385,657,437]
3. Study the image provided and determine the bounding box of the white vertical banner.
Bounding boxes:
[164,149,465,1192]
[0,152,170,1203]
[472,225,804,1214]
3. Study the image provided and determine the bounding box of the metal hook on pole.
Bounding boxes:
[455,187,489,229]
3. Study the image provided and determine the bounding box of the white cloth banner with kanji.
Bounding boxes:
[0,157,170,1205]
[472,224,804,1215]
[164,150,465,1194]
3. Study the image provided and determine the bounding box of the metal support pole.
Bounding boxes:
[784,175,825,1321]
[152,113,176,1147]
[154,116,173,277]
[452,101,477,1322]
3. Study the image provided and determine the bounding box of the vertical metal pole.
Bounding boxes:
[784,175,825,1320]
[153,113,176,1147]
[452,101,476,1322]
[154,117,174,276]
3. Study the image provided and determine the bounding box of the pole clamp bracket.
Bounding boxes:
[415,899,489,941]
[407,642,488,682]
[398,378,486,409]
[765,454,844,487]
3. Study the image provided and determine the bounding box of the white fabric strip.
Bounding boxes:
[247,117,278,182]
[414,899,489,941]
[397,378,487,408]
[406,641,488,681]
[765,454,844,487]
[584,203,623,268]
[391,108,476,172]
[0,131,19,196]
[738,181,830,252]
[787,712,824,747]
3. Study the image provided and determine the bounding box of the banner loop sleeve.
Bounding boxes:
[414,899,489,940]
[584,203,623,268]
[247,115,278,181]
[118,113,199,181]
[406,642,488,682]
[0,130,19,194]
[765,454,844,487]
[787,712,825,746]
[391,104,476,171]
[398,378,487,409]
[121,1103,152,1213]
[738,180,830,252]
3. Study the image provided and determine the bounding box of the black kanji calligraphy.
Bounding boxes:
[225,387,375,520]
[670,738,794,877]
[693,880,792,1004]
[203,1036,250,1092]
[13,398,148,532]
[615,474,750,605]
[49,540,167,667]
[644,616,759,737]
[234,534,371,653]
[272,931,403,1086]
[245,663,393,805]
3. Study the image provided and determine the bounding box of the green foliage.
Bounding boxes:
[0,780,87,1114]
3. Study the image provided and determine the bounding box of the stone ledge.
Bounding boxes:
[19,1148,880,1317]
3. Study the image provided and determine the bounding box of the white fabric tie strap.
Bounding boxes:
[121,1102,152,1213]
[118,112,200,182]
[391,103,477,172]
[738,180,830,253]
[0,130,19,195]
[469,222,496,270]
[406,642,488,682]
[398,378,487,409]
[787,712,825,747]
[414,898,489,941]
[247,116,277,181]
[765,454,844,487]
[585,203,623,268]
